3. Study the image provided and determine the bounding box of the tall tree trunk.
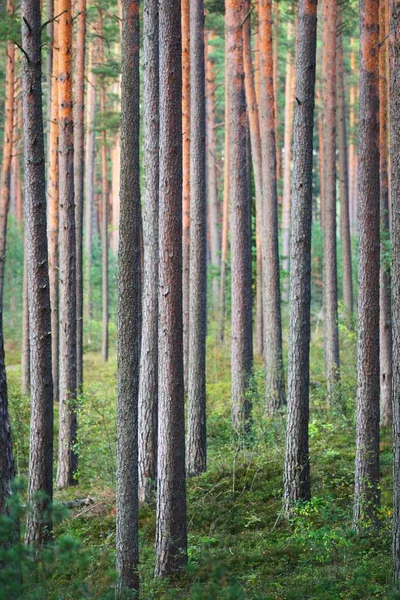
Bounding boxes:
[273,0,281,182]
[139,0,159,505]
[391,0,400,585]
[349,44,357,236]
[205,31,220,309]
[0,318,13,515]
[21,0,54,543]
[182,0,190,391]
[57,0,77,489]
[21,246,30,395]
[46,0,53,125]
[110,132,121,253]
[281,18,294,299]
[226,0,253,433]
[0,2,15,303]
[243,15,264,359]
[316,87,324,227]
[379,0,392,426]
[98,10,109,363]
[48,0,59,402]
[283,0,318,512]
[187,0,207,477]
[116,0,141,594]
[259,0,285,414]
[84,44,96,324]
[155,0,187,577]
[322,0,340,395]
[353,0,380,529]
[337,11,354,323]
[74,0,86,395]
[217,64,229,345]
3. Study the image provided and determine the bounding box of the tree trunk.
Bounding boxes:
[182,0,190,391]
[57,0,78,490]
[322,0,340,396]
[353,0,380,529]
[217,63,229,346]
[281,18,294,299]
[226,0,253,433]
[379,0,392,426]
[21,0,54,543]
[116,0,141,594]
[74,0,86,395]
[139,0,159,505]
[349,44,357,236]
[187,0,207,477]
[98,10,109,364]
[316,87,324,227]
[336,11,354,323]
[48,0,59,402]
[110,132,121,253]
[283,0,318,512]
[84,43,96,324]
[21,246,30,395]
[205,31,220,309]
[391,0,400,584]
[273,0,281,182]
[259,0,285,414]
[0,4,15,303]
[155,0,187,577]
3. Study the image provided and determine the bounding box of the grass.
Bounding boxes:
[3,316,397,599]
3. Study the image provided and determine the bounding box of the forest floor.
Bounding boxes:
[4,318,397,600]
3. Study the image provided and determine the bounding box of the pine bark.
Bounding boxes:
[21,0,54,542]
[391,0,400,584]
[155,0,187,577]
[226,0,253,433]
[379,0,392,426]
[322,0,340,395]
[48,0,59,401]
[74,0,86,395]
[187,0,207,477]
[259,0,285,413]
[116,0,141,593]
[273,0,281,181]
[336,12,354,322]
[283,0,318,511]
[21,247,30,395]
[182,0,190,391]
[206,31,220,308]
[353,0,380,529]
[57,0,78,489]
[139,0,159,504]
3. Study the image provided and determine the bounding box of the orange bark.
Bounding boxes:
[273,0,281,181]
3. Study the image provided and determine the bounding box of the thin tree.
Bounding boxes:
[187,0,207,477]
[379,0,392,426]
[21,247,30,395]
[116,0,141,594]
[74,0,86,395]
[0,323,13,516]
[322,0,340,395]
[48,0,59,401]
[139,0,159,504]
[0,0,16,303]
[21,0,54,542]
[57,0,77,489]
[391,0,400,585]
[336,9,354,322]
[283,0,318,511]
[155,0,187,576]
[353,0,380,529]
[182,0,190,390]
[259,0,285,413]
[226,0,253,433]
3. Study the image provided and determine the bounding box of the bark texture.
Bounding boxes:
[155,0,187,577]
[226,0,253,433]
[391,0,400,584]
[283,0,318,511]
[187,0,207,477]
[139,0,159,505]
[353,0,380,529]
[259,0,285,413]
[116,0,141,594]
[57,0,78,490]
[182,0,190,391]
[21,0,54,543]
[322,0,340,395]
